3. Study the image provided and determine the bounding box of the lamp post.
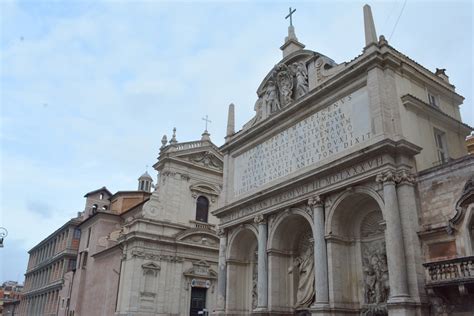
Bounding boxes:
[0,227,8,248]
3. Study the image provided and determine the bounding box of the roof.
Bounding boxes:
[83,186,113,198]
[138,171,153,180]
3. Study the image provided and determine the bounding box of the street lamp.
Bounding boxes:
[0,227,8,248]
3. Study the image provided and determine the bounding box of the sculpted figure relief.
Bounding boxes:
[275,63,293,107]
[292,61,308,98]
[289,232,315,308]
[264,80,280,114]
[362,242,390,305]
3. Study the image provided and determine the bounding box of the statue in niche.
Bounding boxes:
[289,232,315,308]
[292,61,308,98]
[362,242,390,306]
[275,63,293,107]
[264,80,280,113]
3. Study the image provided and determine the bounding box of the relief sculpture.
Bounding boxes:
[292,61,308,98]
[289,231,315,308]
[264,80,280,114]
[275,63,294,107]
[361,241,389,316]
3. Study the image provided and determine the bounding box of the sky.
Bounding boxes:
[0,0,472,283]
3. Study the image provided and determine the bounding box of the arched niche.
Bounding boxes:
[226,225,258,313]
[267,209,314,313]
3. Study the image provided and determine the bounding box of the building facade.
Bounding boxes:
[212,5,472,316]
[18,219,81,316]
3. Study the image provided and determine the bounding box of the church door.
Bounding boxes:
[190,287,206,316]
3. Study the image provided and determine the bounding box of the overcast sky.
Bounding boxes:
[0,0,472,283]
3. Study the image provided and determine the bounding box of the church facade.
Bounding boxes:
[212,5,472,316]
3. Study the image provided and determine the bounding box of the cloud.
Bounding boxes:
[0,0,472,283]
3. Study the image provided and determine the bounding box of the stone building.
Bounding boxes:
[56,129,223,316]
[212,5,472,316]
[17,218,82,315]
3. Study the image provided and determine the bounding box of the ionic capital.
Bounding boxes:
[254,214,266,225]
[308,195,324,208]
[375,170,398,185]
[216,228,226,238]
[396,170,416,185]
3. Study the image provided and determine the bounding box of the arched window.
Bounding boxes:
[91,204,98,214]
[196,196,209,223]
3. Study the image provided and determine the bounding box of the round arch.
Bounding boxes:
[268,207,313,250]
[325,186,385,236]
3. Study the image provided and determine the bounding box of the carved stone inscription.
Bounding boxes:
[235,87,371,196]
[221,156,383,225]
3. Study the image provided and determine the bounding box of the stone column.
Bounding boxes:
[309,196,329,307]
[376,171,411,303]
[215,228,227,313]
[254,214,268,310]
[396,170,426,303]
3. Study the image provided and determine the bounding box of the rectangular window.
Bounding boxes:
[82,252,88,268]
[434,128,448,164]
[68,259,76,271]
[73,228,81,239]
[428,92,439,107]
[86,227,91,248]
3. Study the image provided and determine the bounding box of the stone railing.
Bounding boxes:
[171,141,206,151]
[423,256,474,286]
[189,220,216,230]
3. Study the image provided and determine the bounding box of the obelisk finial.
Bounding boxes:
[363,4,378,47]
[226,103,235,138]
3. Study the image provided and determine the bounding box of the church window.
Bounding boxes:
[434,128,448,164]
[99,193,103,200]
[92,204,98,214]
[102,205,108,211]
[196,196,209,223]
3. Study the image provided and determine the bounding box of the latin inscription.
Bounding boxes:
[222,156,383,224]
[234,87,371,196]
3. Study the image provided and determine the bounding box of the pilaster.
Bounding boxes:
[254,214,268,311]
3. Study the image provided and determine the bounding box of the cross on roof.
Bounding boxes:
[202,115,212,132]
[285,7,296,27]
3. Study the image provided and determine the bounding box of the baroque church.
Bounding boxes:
[17,4,474,316]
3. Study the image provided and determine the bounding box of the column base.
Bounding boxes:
[252,308,269,316]
[310,303,331,316]
[387,295,417,316]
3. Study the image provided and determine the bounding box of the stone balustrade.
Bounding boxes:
[423,256,474,286]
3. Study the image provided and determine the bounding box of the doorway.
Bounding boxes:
[190,287,207,316]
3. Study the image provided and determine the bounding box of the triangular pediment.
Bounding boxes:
[173,149,223,171]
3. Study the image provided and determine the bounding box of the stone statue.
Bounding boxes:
[254,97,266,121]
[362,242,390,305]
[264,80,280,113]
[275,63,293,107]
[292,62,308,98]
[289,234,315,308]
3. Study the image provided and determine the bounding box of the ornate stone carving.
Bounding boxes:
[291,61,308,98]
[375,170,397,184]
[396,170,416,185]
[360,211,385,238]
[251,251,258,309]
[450,175,474,226]
[275,63,294,107]
[191,151,223,170]
[254,214,265,225]
[216,228,226,238]
[264,80,280,114]
[308,195,324,208]
[362,241,389,312]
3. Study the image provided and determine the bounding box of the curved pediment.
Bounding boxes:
[190,182,221,197]
[243,50,344,130]
[175,229,219,247]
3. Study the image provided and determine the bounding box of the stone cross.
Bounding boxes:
[285,7,296,27]
[202,115,212,131]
